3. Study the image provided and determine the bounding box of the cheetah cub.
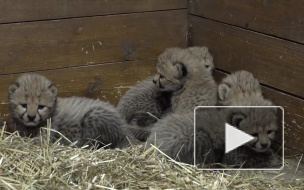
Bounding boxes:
[218,71,280,168]
[117,76,172,141]
[117,46,216,141]
[8,73,135,148]
[218,70,262,105]
[153,46,217,114]
[221,97,280,168]
[146,97,279,167]
[146,71,280,167]
[146,109,225,165]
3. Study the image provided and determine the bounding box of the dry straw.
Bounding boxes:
[0,122,303,190]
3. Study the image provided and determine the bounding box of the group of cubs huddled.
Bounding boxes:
[5,46,280,168]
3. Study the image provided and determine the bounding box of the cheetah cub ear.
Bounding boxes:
[231,113,245,128]
[9,82,20,95]
[174,62,187,78]
[218,83,230,101]
[49,84,58,96]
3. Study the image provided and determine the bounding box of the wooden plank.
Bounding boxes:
[0,10,187,75]
[190,16,304,98]
[0,0,187,23]
[0,59,156,123]
[214,71,304,154]
[189,0,304,44]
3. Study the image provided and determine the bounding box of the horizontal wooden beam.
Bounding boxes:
[0,10,187,75]
[190,15,304,98]
[0,0,187,23]
[189,0,304,44]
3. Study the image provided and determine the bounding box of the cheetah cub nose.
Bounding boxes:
[261,143,269,149]
[27,115,36,121]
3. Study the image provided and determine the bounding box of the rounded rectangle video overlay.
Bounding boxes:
[194,106,284,170]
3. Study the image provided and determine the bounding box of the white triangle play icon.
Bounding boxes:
[225,123,255,154]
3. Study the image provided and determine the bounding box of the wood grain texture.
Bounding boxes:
[0,59,156,123]
[190,16,304,98]
[0,10,187,75]
[0,0,187,23]
[189,0,304,43]
[214,71,304,154]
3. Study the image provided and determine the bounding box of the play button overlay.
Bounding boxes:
[225,123,255,154]
[194,106,284,170]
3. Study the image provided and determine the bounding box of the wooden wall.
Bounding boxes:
[189,0,304,155]
[1,0,303,156]
[0,0,188,121]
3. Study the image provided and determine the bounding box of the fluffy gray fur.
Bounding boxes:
[146,109,225,165]
[8,73,136,148]
[117,76,171,141]
[218,70,262,105]
[146,94,279,168]
[221,146,280,168]
[118,46,217,141]
[50,97,136,148]
[218,71,280,168]
[153,46,217,114]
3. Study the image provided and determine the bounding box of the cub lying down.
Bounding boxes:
[7,73,136,148]
[219,70,281,168]
[147,109,225,165]
[146,82,279,168]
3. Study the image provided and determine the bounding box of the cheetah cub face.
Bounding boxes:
[228,107,278,152]
[187,46,214,74]
[9,74,57,127]
[153,46,214,91]
[153,47,186,91]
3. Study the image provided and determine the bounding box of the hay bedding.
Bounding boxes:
[0,123,303,190]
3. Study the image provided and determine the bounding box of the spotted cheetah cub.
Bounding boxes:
[153,46,217,114]
[117,76,172,141]
[7,73,135,148]
[218,71,280,168]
